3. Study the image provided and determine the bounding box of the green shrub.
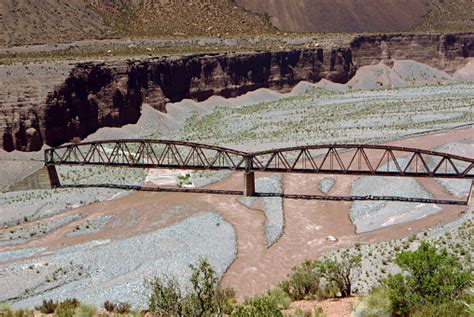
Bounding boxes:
[177,174,192,188]
[185,259,220,316]
[0,304,34,317]
[279,260,321,301]
[54,298,80,317]
[75,304,97,317]
[267,287,292,310]
[0,304,13,316]
[15,310,34,317]
[464,300,474,315]
[36,299,58,314]
[54,304,75,317]
[290,307,326,317]
[354,287,392,317]
[384,241,473,316]
[115,302,132,314]
[147,258,235,317]
[148,276,184,316]
[231,294,283,317]
[279,251,362,301]
[411,301,471,317]
[317,250,362,298]
[103,300,115,312]
[213,287,237,316]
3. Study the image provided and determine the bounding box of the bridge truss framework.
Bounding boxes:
[44,139,474,201]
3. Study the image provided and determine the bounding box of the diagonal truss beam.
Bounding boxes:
[44,140,474,179]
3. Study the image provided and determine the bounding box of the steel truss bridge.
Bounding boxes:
[44,140,474,205]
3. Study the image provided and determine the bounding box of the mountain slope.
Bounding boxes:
[88,0,275,38]
[0,0,110,47]
[0,0,275,47]
[236,0,474,33]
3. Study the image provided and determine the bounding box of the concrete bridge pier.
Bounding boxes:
[244,171,255,197]
[47,165,61,189]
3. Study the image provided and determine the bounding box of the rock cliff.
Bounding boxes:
[1,33,473,152]
[2,47,355,150]
[350,33,474,73]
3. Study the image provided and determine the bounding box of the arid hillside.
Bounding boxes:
[88,0,275,38]
[1,0,472,47]
[0,0,110,47]
[236,0,474,33]
[0,0,275,47]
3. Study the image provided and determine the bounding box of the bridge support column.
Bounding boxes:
[244,172,255,197]
[468,181,474,206]
[47,165,61,189]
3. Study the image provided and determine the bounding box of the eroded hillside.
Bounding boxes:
[88,0,275,38]
[0,0,109,47]
[0,0,275,47]
[2,0,473,48]
[236,0,474,33]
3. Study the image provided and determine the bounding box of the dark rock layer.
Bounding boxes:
[350,33,474,73]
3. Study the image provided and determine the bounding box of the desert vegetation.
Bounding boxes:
[356,241,473,316]
[1,82,472,309]
[279,250,362,301]
[1,240,471,316]
[177,84,473,150]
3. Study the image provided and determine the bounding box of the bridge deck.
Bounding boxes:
[59,184,469,206]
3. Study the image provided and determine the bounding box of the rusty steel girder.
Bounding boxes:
[45,140,474,179]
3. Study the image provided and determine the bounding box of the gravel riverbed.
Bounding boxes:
[1,212,237,309]
[350,178,434,233]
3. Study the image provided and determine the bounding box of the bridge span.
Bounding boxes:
[44,139,474,201]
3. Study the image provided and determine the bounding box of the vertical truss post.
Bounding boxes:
[46,164,61,189]
[468,181,474,206]
[244,155,255,197]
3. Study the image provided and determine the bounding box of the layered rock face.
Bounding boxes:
[351,33,474,73]
[43,63,143,147]
[1,33,473,152]
[0,63,73,152]
[1,48,355,150]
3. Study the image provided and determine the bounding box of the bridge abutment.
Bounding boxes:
[244,171,255,196]
[47,165,61,189]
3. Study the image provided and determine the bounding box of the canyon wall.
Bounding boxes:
[1,33,473,152]
[2,47,355,151]
[351,33,474,73]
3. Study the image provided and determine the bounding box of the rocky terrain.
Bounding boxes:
[87,0,275,39]
[350,33,474,74]
[2,0,472,48]
[0,0,274,47]
[0,42,474,307]
[237,0,474,33]
[1,32,472,152]
[0,76,472,309]
[0,3,473,313]
[0,0,109,47]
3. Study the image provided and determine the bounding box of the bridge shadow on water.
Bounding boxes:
[59,184,469,206]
